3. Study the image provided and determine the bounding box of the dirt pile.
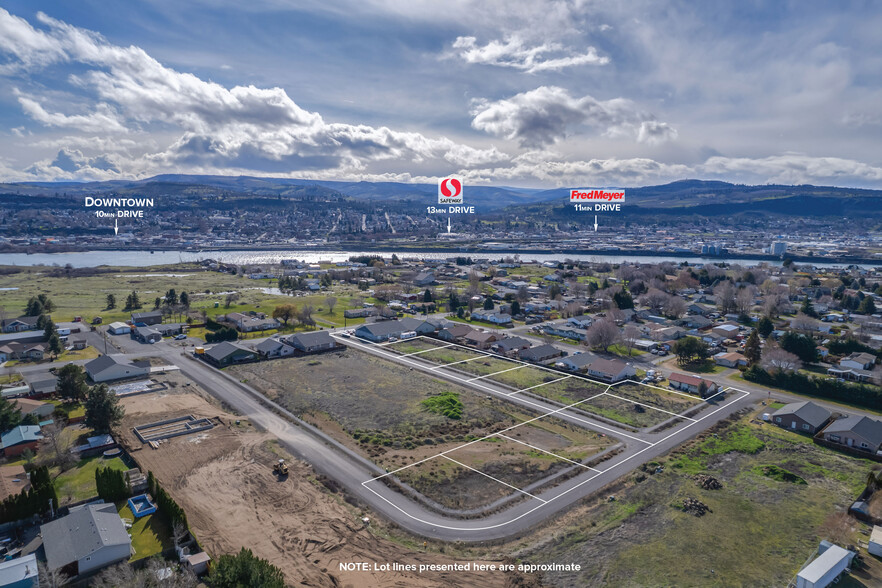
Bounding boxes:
[693,474,722,490]
[682,498,711,517]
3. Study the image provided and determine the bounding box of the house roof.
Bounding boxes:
[205,341,255,361]
[41,503,131,571]
[288,330,334,347]
[1,425,43,449]
[357,318,424,337]
[588,358,629,376]
[442,324,474,338]
[255,339,283,353]
[131,310,161,320]
[1,316,40,328]
[108,321,129,330]
[11,398,49,414]
[845,352,875,365]
[669,372,704,388]
[519,344,561,360]
[496,337,531,351]
[465,331,497,343]
[798,544,852,584]
[85,354,140,376]
[825,415,882,447]
[771,401,832,428]
[0,553,38,584]
[559,353,595,368]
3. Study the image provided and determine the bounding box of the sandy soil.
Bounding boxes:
[120,379,539,587]
[0,465,29,501]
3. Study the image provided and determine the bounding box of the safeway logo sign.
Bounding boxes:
[570,189,625,202]
[438,176,463,204]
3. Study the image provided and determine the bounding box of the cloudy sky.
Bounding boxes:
[1,1,882,188]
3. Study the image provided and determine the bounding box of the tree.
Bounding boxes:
[761,347,801,373]
[586,318,621,351]
[801,296,819,318]
[757,316,774,338]
[154,297,162,310]
[673,337,709,365]
[423,289,433,303]
[516,285,529,303]
[208,547,285,588]
[0,399,22,433]
[612,287,634,310]
[58,363,89,401]
[325,296,338,314]
[25,294,54,316]
[43,318,57,341]
[662,295,687,319]
[95,467,129,501]
[743,330,761,365]
[716,281,737,315]
[780,331,817,363]
[123,291,141,311]
[164,289,178,306]
[510,300,521,317]
[483,296,494,311]
[622,324,640,356]
[84,384,124,435]
[858,295,877,315]
[47,333,63,359]
[105,294,116,310]
[298,305,315,327]
[224,292,241,308]
[272,304,297,326]
[180,291,190,308]
[37,561,70,588]
[736,287,754,316]
[36,422,77,472]
[548,283,562,300]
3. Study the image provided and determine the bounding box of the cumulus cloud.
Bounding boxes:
[451,36,608,73]
[470,86,676,148]
[0,9,508,179]
[700,154,882,185]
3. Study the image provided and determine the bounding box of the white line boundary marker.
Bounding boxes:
[333,333,752,531]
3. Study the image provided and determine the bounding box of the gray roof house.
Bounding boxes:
[555,352,596,372]
[84,355,150,383]
[203,341,260,367]
[254,338,294,359]
[285,330,337,353]
[519,344,564,363]
[41,503,132,577]
[822,415,882,453]
[771,401,832,434]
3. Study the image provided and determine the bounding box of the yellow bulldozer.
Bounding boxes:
[273,459,289,477]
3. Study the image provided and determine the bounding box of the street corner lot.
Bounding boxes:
[372,412,616,513]
[225,348,520,465]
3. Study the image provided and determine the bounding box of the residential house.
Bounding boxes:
[285,331,338,353]
[519,344,564,363]
[438,324,475,342]
[0,316,40,334]
[840,352,875,371]
[678,315,714,329]
[84,355,150,383]
[771,401,832,434]
[464,330,499,350]
[11,398,54,420]
[470,311,513,326]
[69,337,87,350]
[822,415,882,453]
[713,352,748,368]
[131,311,162,325]
[203,341,260,367]
[567,315,594,329]
[711,323,741,339]
[586,358,636,383]
[0,426,43,457]
[493,337,532,356]
[344,308,377,319]
[543,323,588,342]
[254,339,295,359]
[354,318,430,342]
[132,326,162,344]
[41,503,132,577]
[555,353,596,372]
[25,374,57,398]
[668,372,718,397]
[413,272,436,287]
[224,312,281,333]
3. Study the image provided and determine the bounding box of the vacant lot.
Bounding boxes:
[385,338,450,355]
[522,376,609,405]
[518,408,878,587]
[392,413,614,510]
[228,349,517,466]
[607,382,704,415]
[416,346,488,365]
[122,376,520,587]
[580,394,680,430]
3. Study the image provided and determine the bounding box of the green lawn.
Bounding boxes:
[47,399,86,420]
[53,455,127,503]
[607,344,645,357]
[676,359,726,374]
[118,503,174,561]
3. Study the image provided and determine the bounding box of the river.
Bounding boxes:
[0,249,870,269]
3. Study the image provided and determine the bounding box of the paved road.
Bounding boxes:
[152,334,755,542]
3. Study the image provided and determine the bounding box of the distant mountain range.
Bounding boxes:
[2,175,882,215]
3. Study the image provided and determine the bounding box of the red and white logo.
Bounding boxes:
[570,188,625,203]
[438,176,463,204]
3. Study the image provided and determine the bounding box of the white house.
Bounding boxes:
[84,355,150,383]
[41,503,132,577]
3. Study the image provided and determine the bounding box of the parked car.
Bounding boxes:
[174,334,187,340]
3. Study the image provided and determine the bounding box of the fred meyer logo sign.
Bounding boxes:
[438,176,463,204]
[570,189,625,203]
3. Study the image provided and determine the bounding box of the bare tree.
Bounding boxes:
[735,287,754,316]
[516,285,530,303]
[586,318,621,351]
[790,312,818,334]
[762,292,785,318]
[467,271,482,296]
[37,561,69,588]
[716,281,737,315]
[324,296,337,314]
[818,511,856,546]
[662,295,687,319]
[641,288,669,311]
[298,305,315,326]
[622,324,641,356]
[761,347,801,373]
[38,422,78,472]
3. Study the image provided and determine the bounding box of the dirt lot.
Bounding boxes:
[227,349,519,468]
[121,374,539,587]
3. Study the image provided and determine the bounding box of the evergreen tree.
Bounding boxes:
[780,331,818,363]
[423,289,433,303]
[511,300,521,316]
[57,363,89,401]
[801,297,818,318]
[757,316,775,338]
[209,548,285,588]
[47,334,63,358]
[106,294,116,309]
[0,399,22,433]
[858,296,877,315]
[743,330,761,365]
[179,291,189,307]
[483,296,494,311]
[612,287,635,310]
[84,384,124,435]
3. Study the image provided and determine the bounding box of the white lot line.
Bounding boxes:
[496,433,602,473]
[602,392,699,422]
[397,342,456,357]
[612,378,706,402]
[428,355,487,370]
[466,364,526,382]
[505,374,573,396]
[442,456,547,503]
[360,387,751,532]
